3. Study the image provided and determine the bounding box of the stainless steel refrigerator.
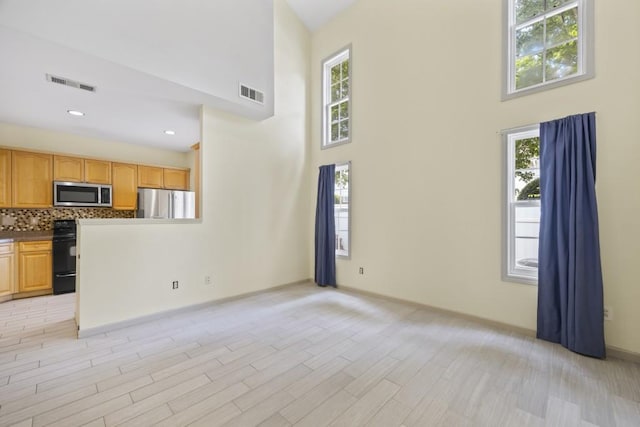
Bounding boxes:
[136,189,196,219]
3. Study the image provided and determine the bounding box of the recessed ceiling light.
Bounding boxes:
[164,130,176,135]
[67,110,84,116]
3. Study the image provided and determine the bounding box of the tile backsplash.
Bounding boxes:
[0,208,135,231]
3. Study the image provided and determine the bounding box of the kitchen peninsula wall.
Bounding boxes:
[0,208,134,232]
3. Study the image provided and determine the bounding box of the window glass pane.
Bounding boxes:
[341,78,350,99]
[547,0,573,12]
[515,0,544,24]
[514,204,540,269]
[514,169,540,201]
[515,137,540,169]
[516,21,544,57]
[515,53,543,89]
[514,136,540,201]
[335,166,349,256]
[545,40,578,81]
[341,60,349,79]
[331,105,339,123]
[331,64,341,85]
[331,123,339,142]
[339,120,349,139]
[331,83,341,103]
[546,7,578,47]
[339,101,349,119]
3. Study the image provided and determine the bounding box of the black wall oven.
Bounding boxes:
[53,220,77,294]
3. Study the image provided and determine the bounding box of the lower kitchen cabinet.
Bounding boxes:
[0,243,16,296]
[18,241,52,293]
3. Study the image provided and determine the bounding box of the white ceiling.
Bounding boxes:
[0,0,354,152]
[0,0,274,151]
[286,0,358,32]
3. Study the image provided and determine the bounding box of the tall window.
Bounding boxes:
[505,127,540,284]
[505,0,593,98]
[322,47,351,148]
[335,162,350,258]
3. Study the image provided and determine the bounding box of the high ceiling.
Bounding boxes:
[286,0,358,32]
[0,0,354,152]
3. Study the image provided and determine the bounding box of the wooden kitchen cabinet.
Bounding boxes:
[163,168,190,190]
[18,241,52,293]
[55,156,112,185]
[0,243,16,296]
[84,159,112,184]
[0,149,11,208]
[137,165,164,189]
[12,151,53,208]
[54,155,84,182]
[112,163,137,210]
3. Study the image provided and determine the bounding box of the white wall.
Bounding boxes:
[310,0,640,354]
[0,122,189,168]
[76,0,310,332]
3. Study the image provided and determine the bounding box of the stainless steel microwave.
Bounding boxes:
[54,181,112,207]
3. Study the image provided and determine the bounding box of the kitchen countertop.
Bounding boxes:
[0,230,54,244]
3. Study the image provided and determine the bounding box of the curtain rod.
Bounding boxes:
[497,112,597,135]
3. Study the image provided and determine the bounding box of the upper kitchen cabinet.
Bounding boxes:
[84,159,112,184]
[55,156,112,184]
[53,155,84,182]
[12,151,53,208]
[137,165,164,189]
[0,149,11,208]
[112,163,137,210]
[163,168,190,191]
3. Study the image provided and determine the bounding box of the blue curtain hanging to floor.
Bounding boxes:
[537,112,605,358]
[315,164,336,287]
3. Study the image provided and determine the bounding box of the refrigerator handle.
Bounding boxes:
[168,192,174,219]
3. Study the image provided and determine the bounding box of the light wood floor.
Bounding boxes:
[0,284,639,427]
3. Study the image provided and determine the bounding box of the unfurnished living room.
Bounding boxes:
[0,0,639,426]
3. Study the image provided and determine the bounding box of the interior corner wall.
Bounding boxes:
[198,0,311,296]
[309,0,640,354]
[76,0,311,332]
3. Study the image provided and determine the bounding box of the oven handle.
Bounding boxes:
[55,273,77,278]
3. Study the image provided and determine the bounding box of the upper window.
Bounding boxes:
[505,0,593,98]
[322,47,351,148]
[505,126,540,284]
[335,162,350,258]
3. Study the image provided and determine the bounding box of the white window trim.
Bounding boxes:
[322,45,352,149]
[502,0,594,100]
[503,125,540,285]
[335,161,351,259]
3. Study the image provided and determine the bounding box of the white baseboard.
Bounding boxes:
[335,284,640,364]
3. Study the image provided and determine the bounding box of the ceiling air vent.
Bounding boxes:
[46,74,96,93]
[239,83,264,104]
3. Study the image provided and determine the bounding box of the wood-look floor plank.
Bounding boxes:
[330,378,400,427]
[0,286,638,427]
[280,371,354,424]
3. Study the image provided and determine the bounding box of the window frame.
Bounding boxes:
[334,161,351,259]
[503,125,540,285]
[322,45,352,149]
[502,0,594,100]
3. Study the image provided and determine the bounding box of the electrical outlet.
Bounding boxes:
[204,275,212,285]
[359,267,364,275]
[604,306,612,321]
[172,281,179,290]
